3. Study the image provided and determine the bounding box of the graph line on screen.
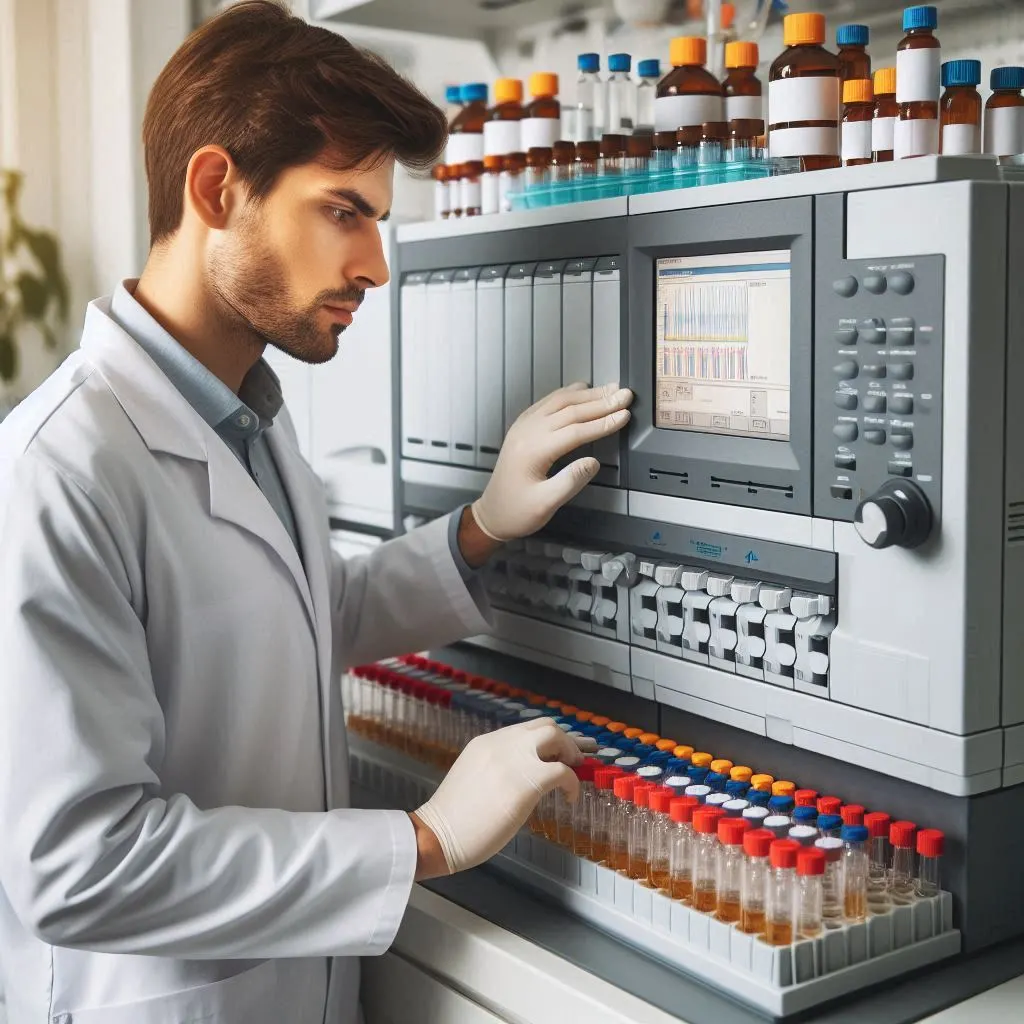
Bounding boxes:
[661,281,749,344]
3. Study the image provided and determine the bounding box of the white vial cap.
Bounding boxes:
[681,567,709,590]
[706,573,736,598]
[743,806,770,822]
[685,784,711,799]
[654,563,683,586]
[724,799,750,815]
[665,775,690,789]
[637,765,664,779]
[614,756,641,769]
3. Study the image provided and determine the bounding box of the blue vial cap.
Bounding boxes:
[903,5,938,32]
[632,744,656,759]
[595,731,618,746]
[460,83,488,103]
[578,52,600,73]
[725,780,751,797]
[608,53,632,73]
[706,771,729,792]
[665,758,688,775]
[837,24,869,46]
[818,814,844,832]
[445,85,462,104]
[768,795,795,814]
[747,789,771,807]
[992,66,1024,91]
[842,825,870,843]
[616,737,639,751]
[638,59,661,78]
[793,806,819,824]
[687,765,710,783]
[942,59,981,88]
[647,751,672,766]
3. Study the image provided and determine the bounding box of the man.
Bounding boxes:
[0,3,633,1023]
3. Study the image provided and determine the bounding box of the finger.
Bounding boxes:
[533,721,584,765]
[572,735,599,753]
[540,408,631,466]
[536,456,601,511]
[539,380,618,415]
[535,760,582,802]
[549,387,633,430]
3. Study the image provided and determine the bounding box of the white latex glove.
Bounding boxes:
[471,382,634,542]
[414,718,583,874]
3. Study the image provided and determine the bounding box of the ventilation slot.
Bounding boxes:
[1008,501,1024,545]
[710,476,795,499]
[649,468,689,487]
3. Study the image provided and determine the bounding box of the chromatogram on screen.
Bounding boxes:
[660,281,750,344]
[660,344,748,381]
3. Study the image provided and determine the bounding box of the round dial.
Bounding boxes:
[853,480,933,549]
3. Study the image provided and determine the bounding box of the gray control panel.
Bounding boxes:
[813,194,944,523]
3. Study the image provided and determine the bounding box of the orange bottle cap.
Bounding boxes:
[843,78,874,104]
[725,40,759,69]
[710,759,734,775]
[656,738,678,752]
[624,727,645,739]
[431,164,448,182]
[874,66,897,96]
[673,744,695,760]
[576,711,594,723]
[546,700,562,709]
[721,1,735,30]
[483,155,502,171]
[784,12,826,47]
[639,732,661,746]
[591,715,611,728]
[669,36,707,68]
[691,752,713,767]
[772,780,796,797]
[731,766,753,782]
[494,77,523,104]
[529,72,559,98]
[751,774,774,790]
[560,704,579,716]
[607,721,627,733]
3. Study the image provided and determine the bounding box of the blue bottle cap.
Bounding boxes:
[647,751,672,766]
[842,825,870,843]
[631,743,656,759]
[837,24,869,46]
[460,83,488,103]
[665,758,688,775]
[793,806,819,824]
[638,59,661,78]
[706,771,729,792]
[445,85,462,104]
[595,731,618,746]
[616,737,639,751]
[992,66,1024,91]
[608,53,632,73]
[903,5,938,32]
[818,814,844,832]
[687,766,710,783]
[578,52,600,73]
[769,795,795,814]
[747,789,771,807]
[725,780,751,797]
[942,59,981,88]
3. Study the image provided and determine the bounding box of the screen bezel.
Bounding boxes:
[627,197,814,515]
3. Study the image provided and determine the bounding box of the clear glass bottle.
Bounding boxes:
[522,73,561,151]
[692,807,727,912]
[764,814,792,840]
[796,847,826,938]
[599,134,627,192]
[765,839,800,945]
[842,78,875,165]
[574,53,604,143]
[742,805,770,829]
[668,796,699,900]
[607,53,637,136]
[794,789,818,808]
[841,804,866,827]
[817,813,843,839]
[589,768,620,864]
[565,761,595,851]
[815,836,844,921]
[647,788,674,891]
[889,820,918,899]
[895,5,941,159]
[627,783,657,881]
[915,828,945,897]
[636,59,661,134]
[864,812,890,898]
[841,824,870,922]
[723,41,763,122]
[817,795,842,817]
[984,66,1024,157]
[610,773,639,872]
[656,37,724,133]
[940,59,982,154]
[836,24,871,82]
[768,12,842,171]
[740,828,773,935]
[716,817,751,923]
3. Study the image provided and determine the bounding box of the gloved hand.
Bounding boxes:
[413,718,583,874]
[471,382,634,543]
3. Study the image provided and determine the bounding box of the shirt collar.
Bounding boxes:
[109,280,283,436]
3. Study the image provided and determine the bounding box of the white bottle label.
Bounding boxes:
[941,121,980,155]
[768,125,839,158]
[520,116,560,150]
[434,180,450,220]
[872,114,896,153]
[445,132,484,166]
[654,93,723,132]
[894,116,939,159]
[984,105,1024,156]
[841,119,872,162]
[498,170,518,213]
[769,76,840,126]
[483,119,522,157]
[460,178,482,212]
[896,47,941,103]
[725,94,764,122]
[481,173,500,215]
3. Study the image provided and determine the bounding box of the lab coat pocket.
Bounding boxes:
[60,959,278,1024]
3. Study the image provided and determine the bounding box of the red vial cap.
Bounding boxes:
[614,775,639,800]
[693,807,727,834]
[770,839,801,870]
[650,789,673,815]
[718,817,752,846]
[841,804,865,826]
[594,768,616,790]
[817,796,842,816]
[797,847,826,876]
[917,828,945,857]
[744,828,775,858]
[795,789,819,808]
[574,763,596,783]
[437,690,452,707]
[633,782,657,807]
[890,820,917,848]
[864,811,891,839]
[670,796,700,824]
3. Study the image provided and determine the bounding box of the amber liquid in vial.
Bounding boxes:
[716,896,742,924]
[670,875,694,901]
[765,919,794,946]
[845,890,867,921]
[590,839,610,865]
[611,848,630,873]
[692,885,718,913]
[650,868,672,892]
[572,831,592,859]
[628,859,650,883]
[740,906,766,935]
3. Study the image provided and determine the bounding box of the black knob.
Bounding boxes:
[854,480,932,549]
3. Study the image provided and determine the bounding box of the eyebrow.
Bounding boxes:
[326,188,391,222]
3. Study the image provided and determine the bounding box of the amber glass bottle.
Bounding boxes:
[483,78,524,161]
[836,25,870,82]
[841,79,874,166]
[522,73,561,150]
[768,13,841,171]
[872,67,897,161]
[895,6,940,159]
[723,42,762,122]
[984,66,1024,156]
[939,59,982,154]
[656,37,723,133]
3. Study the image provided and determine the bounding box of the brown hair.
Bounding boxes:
[142,0,447,244]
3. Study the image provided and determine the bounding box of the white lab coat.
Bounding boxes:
[0,298,492,1024]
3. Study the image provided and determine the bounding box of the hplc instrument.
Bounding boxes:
[355,156,1024,1018]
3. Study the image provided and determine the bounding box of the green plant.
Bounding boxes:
[0,169,69,382]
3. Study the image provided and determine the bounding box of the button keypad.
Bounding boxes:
[862,394,887,413]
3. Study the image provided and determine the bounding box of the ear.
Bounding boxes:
[183,145,243,230]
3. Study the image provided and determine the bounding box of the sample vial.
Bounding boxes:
[743,805,770,828]
[484,78,524,168]
[686,784,712,803]
[614,755,641,772]
[796,847,827,938]
[815,836,844,921]
[711,758,734,776]
[792,807,819,828]
[842,79,875,165]
[656,738,679,753]
[460,160,483,217]
[571,762,598,858]
[984,66,1024,157]
[637,765,665,786]
[841,804,866,827]
[772,781,796,798]
[706,771,730,793]
[706,792,732,811]
[716,817,751,923]
[895,5,941,160]
[611,774,641,872]
[725,780,751,799]
[628,783,657,882]
[574,53,604,143]
[915,828,945,897]
[590,767,622,865]
[789,825,819,848]
[768,795,795,816]
[522,73,561,151]
[751,773,775,792]
[747,789,771,809]
[551,141,576,183]
[498,151,526,214]
[447,83,488,176]
[674,744,696,761]
[940,59,982,154]
[648,788,675,891]
[594,747,623,765]
[636,59,661,134]
[625,134,653,177]
[723,798,750,817]
[723,41,763,122]
[768,13,842,171]
[841,824,870,922]
[864,811,892,898]
[656,37,724,133]
[599,134,628,182]
[692,752,714,768]
[794,789,819,808]
[432,164,451,220]
[668,796,700,900]
[836,24,871,82]
[817,814,843,839]
[740,828,773,934]
[692,807,727,912]
[731,766,754,783]
[764,814,792,840]
[766,839,801,945]
[607,53,637,136]
[664,774,690,795]
[872,65,898,163]
[625,727,645,740]
[817,795,842,816]
[889,820,918,898]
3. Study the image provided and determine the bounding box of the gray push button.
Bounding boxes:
[834,391,858,410]
[889,271,915,295]
[864,429,886,445]
[862,394,887,413]
[863,273,887,294]
[862,363,886,379]
[830,485,853,500]
[890,394,914,415]
[834,454,856,470]
[833,276,858,297]
[835,327,859,346]
[888,462,912,477]
[833,423,858,442]
[834,360,859,379]
[889,362,914,380]
[859,318,887,345]
[889,317,915,345]
[891,430,914,450]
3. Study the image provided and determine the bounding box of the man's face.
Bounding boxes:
[207,154,394,364]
